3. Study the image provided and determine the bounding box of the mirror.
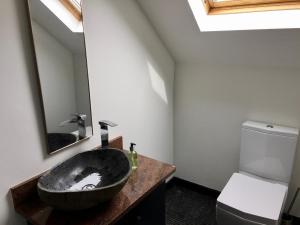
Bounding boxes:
[27,0,93,154]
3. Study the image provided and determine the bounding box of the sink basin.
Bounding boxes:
[47,133,77,151]
[37,148,131,210]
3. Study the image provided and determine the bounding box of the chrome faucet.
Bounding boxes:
[60,113,87,139]
[99,120,117,148]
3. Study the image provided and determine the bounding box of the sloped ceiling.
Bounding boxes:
[137,0,300,68]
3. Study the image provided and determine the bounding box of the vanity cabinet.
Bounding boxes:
[10,137,175,225]
[115,183,166,225]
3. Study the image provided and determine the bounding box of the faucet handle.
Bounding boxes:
[72,113,87,121]
[60,113,87,126]
[99,120,117,128]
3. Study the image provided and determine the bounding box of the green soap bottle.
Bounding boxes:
[129,143,138,170]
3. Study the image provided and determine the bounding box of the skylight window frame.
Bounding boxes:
[69,0,81,11]
[59,0,82,21]
[188,0,300,31]
[203,0,300,15]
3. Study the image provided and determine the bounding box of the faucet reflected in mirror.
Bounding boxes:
[60,113,87,139]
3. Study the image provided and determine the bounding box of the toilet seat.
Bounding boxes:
[216,173,288,225]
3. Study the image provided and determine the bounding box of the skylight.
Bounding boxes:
[188,0,300,31]
[203,0,300,15]
[40,0,83,33]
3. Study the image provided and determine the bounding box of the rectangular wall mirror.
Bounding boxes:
[27,0,93,154]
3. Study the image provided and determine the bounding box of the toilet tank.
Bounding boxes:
[240,121,299,183]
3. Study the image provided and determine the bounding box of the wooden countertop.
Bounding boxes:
[10,137,175,225]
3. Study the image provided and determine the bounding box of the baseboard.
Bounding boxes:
[167,177,220,199]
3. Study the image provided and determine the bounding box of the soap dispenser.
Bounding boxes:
[128,143,138,170]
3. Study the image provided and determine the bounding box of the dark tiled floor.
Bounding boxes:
[165,181,218,225]
[165,181,300,225]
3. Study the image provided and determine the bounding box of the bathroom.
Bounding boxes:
[1,0,300,224]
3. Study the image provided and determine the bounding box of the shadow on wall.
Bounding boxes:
[3,0,55,224]
[17,0,49,159]
[5,192,25,224]
[288,138,300,215]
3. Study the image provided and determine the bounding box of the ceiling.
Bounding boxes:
[136,0,300,68]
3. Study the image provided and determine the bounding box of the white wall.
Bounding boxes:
[137,0,300,217]
[174,63,300,216]
[32,20,78,133]
[0,0,174,224]
[83,0,174,163]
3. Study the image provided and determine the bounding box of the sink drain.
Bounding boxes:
[82,184,96,190]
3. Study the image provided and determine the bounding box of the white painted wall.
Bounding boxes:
[32,20,77,133]
[174,63,300,216]
[0,0,174,224]
[83,0,174,163]
[138,0,300,217]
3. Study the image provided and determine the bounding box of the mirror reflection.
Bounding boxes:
[27,0,93,154]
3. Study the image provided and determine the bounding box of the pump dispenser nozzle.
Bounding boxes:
[130,143,136,151]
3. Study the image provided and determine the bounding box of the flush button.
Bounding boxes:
[267,125,274,128]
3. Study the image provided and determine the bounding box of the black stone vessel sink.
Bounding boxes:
[47,133,77,152]
[37,148,131,210]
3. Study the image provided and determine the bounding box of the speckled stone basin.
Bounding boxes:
[37,148,131,210]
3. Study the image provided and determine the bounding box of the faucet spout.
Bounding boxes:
[99,120,117,148]
[60,113,87,139]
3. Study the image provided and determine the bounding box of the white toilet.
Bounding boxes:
[216,121,299,225]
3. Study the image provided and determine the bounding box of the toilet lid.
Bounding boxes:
[217,173,288,222]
